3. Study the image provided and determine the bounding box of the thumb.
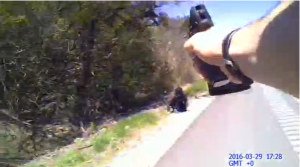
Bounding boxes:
[183,39,194,54]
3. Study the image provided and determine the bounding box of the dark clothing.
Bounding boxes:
[192,56,253,86]
[192,56,227,83]
[169,88,188,112]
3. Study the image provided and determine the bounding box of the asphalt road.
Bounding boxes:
[155,83,299,167]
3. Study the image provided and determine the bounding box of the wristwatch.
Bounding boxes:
[222,28,246,82]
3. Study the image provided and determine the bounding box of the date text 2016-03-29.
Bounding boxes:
[228,153,283,166]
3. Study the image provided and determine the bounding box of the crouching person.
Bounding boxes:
[168,87,188,112]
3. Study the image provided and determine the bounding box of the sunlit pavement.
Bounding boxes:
[155,83,299,167]
[108,95,215,167]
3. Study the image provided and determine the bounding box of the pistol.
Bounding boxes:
[189,4,214,37]
[188,4,253,96]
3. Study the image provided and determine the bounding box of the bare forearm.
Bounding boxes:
[231,1,299,97]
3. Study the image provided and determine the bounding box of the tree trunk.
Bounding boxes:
[74,19,97,126]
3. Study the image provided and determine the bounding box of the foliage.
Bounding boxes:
[150,16,199,86]
[185,80,208,96]
[55,151,90,167]
[22,111,163,167]
[0,1,200,165]
[93,112,159,153]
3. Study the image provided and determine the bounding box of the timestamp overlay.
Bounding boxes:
[154,84,299,167]
[225,85,299,167]
[227,153,284,166]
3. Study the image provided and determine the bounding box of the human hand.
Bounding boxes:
[184,27,252,83]
[184,27,225,66]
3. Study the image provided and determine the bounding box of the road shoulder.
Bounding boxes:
[107,96,215,167]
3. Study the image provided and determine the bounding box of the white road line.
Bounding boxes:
[276,114,298,119]
[279,119,300,124]
[273,109,294,112]
[280,122,300,127]
[261,84,300,158]
[283,127,300,132]
[284,131,300,136]
[293,146,299,153]
[277,113,298,117]
[287,135,300,141]
[290,140,299,147]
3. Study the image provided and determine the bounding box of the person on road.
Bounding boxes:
[184,1,299,98]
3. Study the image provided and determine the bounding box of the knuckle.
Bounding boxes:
[183,41,192,51]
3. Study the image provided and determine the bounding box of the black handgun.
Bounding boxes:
[189,4,214,37]
[188,4,253,96]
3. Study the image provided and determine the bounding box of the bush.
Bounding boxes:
[0,1,198,164]
[185,80,208,96]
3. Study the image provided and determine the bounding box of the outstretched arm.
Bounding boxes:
[230,1,299,97]
[184,1,299,97]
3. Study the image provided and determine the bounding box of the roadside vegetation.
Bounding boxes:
[93,112,161,153]
[185,80,208,96]
[23,111,168,167]
[0,1,203,167]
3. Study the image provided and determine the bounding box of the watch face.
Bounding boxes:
[213,80,230,87]
[224,59,234,67]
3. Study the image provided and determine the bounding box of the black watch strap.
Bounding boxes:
[222,28,246,81]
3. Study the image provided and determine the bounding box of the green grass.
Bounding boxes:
[55,152,90,167]
[25,152,90,167]
[25,164,46,167]
[23,112,163,167]
[93,112,159,153]
[24,151,91,167]
[185,80,208,96]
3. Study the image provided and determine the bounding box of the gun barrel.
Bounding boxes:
[189,4,214,37]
